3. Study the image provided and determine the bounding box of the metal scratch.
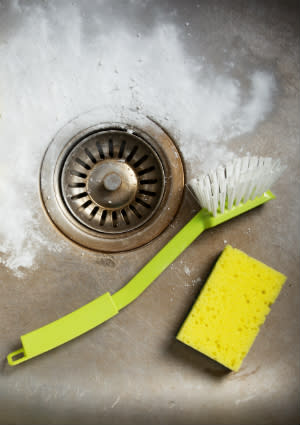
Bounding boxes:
[111,395,120,409]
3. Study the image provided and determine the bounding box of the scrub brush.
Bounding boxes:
[7,156,284,365]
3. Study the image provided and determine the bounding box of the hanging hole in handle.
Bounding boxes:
[7,348,26,366]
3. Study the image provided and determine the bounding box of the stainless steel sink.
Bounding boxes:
[0,1,299,424]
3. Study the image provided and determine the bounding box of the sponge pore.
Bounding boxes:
[176,245,286,371]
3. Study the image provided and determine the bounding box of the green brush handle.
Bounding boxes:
[7,292,119,365]
[112,210,208,309]
[112,190,275,309]
[7,191,275,365]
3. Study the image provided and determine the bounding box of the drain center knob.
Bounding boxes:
[87,160,138,209]
[103,172,122,191]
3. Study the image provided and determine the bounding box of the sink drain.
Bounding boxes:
[61,130,165,234]
[40,116,184,251]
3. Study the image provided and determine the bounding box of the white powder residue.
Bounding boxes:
[192,277,202,284]
[184,265,191,276]
[0,2,276,277]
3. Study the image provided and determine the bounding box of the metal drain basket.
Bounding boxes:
[40,115,184,251]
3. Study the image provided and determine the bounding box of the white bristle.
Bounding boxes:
[189,156,285,216]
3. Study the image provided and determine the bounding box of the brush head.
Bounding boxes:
[190,156,285,216]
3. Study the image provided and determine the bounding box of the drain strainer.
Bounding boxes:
[61,130,164,234]
[40,116,184,252]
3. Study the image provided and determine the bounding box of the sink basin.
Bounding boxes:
[0,1,299,424]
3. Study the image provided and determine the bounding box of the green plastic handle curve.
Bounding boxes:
[7,190,275,365]
[112,190,275,309]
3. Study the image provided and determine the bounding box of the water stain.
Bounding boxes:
[96,256,116,268]
[229,365,261,380]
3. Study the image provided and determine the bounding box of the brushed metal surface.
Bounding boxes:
[0,1,299,424]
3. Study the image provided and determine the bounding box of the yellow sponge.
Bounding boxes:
[176,245,286,371]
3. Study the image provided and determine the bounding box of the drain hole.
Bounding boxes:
[129,204,142,218]
[140,178,158,185]
[71,192,88,200]
[121,209,130,225]
[57,126,181,240]
[138,166,155,176]
[80,200,92,209]
[135,198,151,209]
[108,139,114,158]
[100,209,107,226]
[138,189,156,197]
[70,170,87,179]
[133,155,148,168]
[118,140,126,158]
[112,210,117,227]
[96,141,105,159]
[85,148,97,164]
[68,182,86,188]
[75,158,91,170]
[41,117,187,252]
[89,206,99,219]
[126,146,138,162]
